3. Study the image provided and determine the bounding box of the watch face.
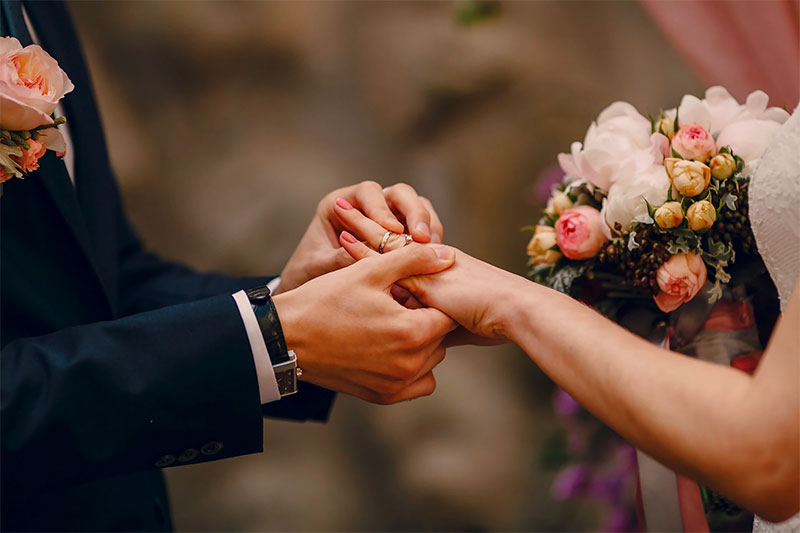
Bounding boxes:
[275,368,298,396]
[246,286,270,303]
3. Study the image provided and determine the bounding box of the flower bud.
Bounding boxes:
[664,158,711,197]
[655,116,675,140]
[686,200,717,231]
[546,191,573,215]
[709,153,736,180]
[527,225,562,265]
[671,123,716,161]
[654,201,684,229]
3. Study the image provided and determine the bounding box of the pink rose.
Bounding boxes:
[671,123,716,161]
[555,206,608,260]
[654,252,707,312]
[11,138,46,173]
[0,37,74,131]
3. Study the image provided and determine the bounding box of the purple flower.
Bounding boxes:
[603,507,637,532]
[553,388,581,418]
[533,164,566,205]
[551,464,591,500]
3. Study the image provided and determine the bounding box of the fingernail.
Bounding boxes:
[335,197,353,210]
[436,246,454,261]
[341,231,357,244]
[415,222,431,239]
[430,233,442,244]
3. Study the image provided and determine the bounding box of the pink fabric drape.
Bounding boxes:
[643,0,800,109]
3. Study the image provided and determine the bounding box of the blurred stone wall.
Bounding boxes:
[68,1,702,531]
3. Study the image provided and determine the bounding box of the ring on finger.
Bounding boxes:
[378,231,413,254]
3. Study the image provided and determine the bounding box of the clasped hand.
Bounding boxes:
[273,181,456,404]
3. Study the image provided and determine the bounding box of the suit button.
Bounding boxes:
[201,441,223,456]
[178,448,199,462]
[154,454,176,468]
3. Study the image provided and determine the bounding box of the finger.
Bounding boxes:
[334,199,390,249]
[390,284,424,309]
[443,327,507,348]
[405,306,458,344]
[339,231,378,261]
[369,244,455,285]
[420,196,444,244]
[384,183,432,243]
[412,345,447,381]
[352,181,404,233]
[382,372,437,403]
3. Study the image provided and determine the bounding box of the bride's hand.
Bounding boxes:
[338,230,527,342]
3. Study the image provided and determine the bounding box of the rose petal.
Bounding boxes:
[0,91,54,130]
[37,128,66,154]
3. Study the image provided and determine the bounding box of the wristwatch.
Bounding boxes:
[245,285,300,397]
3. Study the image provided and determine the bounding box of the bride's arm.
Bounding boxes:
[504,269,799,523]
[337,230,799,522]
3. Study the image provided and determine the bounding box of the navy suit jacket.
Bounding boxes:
[0,1,334,530]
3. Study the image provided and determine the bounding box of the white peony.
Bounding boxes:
[669,86,789,136]
[558,101,668,191]
[600,164,670,238]
[716,119,784,164]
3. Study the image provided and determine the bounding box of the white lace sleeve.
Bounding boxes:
[749,105,800,312]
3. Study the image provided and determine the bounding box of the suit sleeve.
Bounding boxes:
[112,182,336,422]
[1,294,263,490]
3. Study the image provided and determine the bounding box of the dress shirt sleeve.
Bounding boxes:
[232,289,281,404]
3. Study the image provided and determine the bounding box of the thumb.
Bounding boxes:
[368,244,455,286]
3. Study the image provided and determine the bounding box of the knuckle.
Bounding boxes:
[392,356,421,381]
[359,179,382,192]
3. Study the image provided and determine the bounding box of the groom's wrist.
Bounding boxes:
[246,286,300,397]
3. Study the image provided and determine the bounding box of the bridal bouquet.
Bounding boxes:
[530,87,789,530]
[527,87,788,315]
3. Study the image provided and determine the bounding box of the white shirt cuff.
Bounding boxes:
[267,276,281,294]
[232,290,281,404]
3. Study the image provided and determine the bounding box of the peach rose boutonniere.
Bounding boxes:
[0,36,73,183]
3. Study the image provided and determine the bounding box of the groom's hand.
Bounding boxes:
[276,181,444,294]
[273,245,456,404]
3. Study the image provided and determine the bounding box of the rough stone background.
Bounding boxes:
[69,1,702,530]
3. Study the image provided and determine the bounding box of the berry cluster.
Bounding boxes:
[596,226,671,295]
[708,178,757,256]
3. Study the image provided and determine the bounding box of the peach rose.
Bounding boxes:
[654,252,707,312]
[527,225,562,265]
[709,153,736,180]
[686,200,716,232]
[0,37,74,131]
[555,206,608,260]
[671,123,716,161]
[11,138,46,173]
[664,158,711,197]
[654,201,684,229]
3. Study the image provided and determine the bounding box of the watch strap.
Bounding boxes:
[245,286,290,365]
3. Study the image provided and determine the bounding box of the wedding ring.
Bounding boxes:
[378,231,393,254]
[378,232,413,254]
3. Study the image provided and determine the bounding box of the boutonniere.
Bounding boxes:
[0,36,74,183]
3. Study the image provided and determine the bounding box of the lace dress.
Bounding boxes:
[749,104,800,533]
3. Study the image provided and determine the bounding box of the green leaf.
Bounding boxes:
[671,147,683,159]
[0,143,23,179]
[674,104,680,132]
[627,231,640,251]
[667,235,692,254]
[720,192,738,211]
[547,261,591,295]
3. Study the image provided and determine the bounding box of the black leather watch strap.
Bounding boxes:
[245,285,290,365]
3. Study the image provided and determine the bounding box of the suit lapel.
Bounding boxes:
[3,0,114,310]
